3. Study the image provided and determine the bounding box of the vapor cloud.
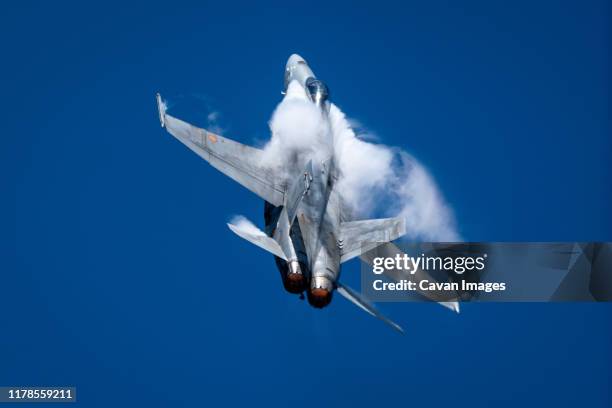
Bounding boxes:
[229,215,267,238]
[261,81,331,172]
[260,80,460,242]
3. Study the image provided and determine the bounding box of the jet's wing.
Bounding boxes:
[156,94,285,206]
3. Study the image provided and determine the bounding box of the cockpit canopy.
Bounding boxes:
[305,77,329,107]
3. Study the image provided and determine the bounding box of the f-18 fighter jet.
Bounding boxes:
[156,54,458,332]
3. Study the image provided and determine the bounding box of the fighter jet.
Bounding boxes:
[156,54,457,332]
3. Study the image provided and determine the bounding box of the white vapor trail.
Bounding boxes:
[229,215,266,237]
[259,80,460,242]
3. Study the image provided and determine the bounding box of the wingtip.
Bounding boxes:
[440,301,461,313]
[156,92,166,128]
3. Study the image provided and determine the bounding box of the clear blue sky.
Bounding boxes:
[2,1,610,407]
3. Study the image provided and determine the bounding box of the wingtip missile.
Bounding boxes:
[156,93,166,128]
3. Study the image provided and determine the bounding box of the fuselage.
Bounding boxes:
[265,54,340,308]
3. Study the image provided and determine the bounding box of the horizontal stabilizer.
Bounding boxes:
[227,217,287,260]
[336,282,404,334]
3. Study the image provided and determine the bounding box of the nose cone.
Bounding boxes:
[286,53,306,68]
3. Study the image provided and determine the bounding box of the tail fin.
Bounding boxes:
[339,217,406,263]
[227,216,287,260]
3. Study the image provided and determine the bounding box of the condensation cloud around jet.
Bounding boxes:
[263,80,460,242]
[157,53,462,329]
